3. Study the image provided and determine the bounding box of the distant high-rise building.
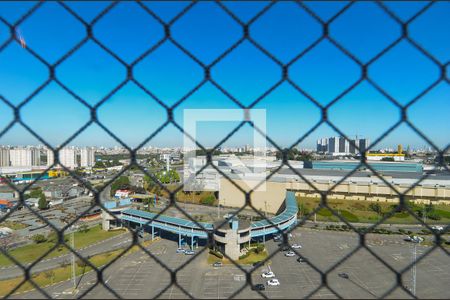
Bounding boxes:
[358,138,370,153]
[328,137,339,154]
[338,137,350,153]
[317,136,368,155]
[31,148,40,166]
[316,138,328,153]
[46,148,54,167]
[349,140,356,154]
[0,147,10,167]
[59,147,77,169]
[80,147,95,167]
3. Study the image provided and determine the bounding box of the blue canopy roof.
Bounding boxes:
[121,208,214,230]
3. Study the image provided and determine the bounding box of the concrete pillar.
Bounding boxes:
[191,235,194,249]
[178,233,181,248]
[151,225,154,241]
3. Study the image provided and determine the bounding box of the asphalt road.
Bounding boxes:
[12,228,450,299]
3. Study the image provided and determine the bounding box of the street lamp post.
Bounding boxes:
[411,238,422,296]
[70,225,78,291]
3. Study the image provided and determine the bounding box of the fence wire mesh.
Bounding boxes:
[0,1,449,299]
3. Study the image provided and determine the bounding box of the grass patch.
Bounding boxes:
[0,248,123,297]
[297,196,450,224]
[207,245,268,266]
[1,221,28,230]
[317,208,332,217]
[0,225,125,267]
[0,238,157,297]
[435,209,450,219]
[340,210,359,222]
[239,250,268,265]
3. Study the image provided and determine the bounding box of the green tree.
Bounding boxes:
[28,188,44,199]
[93,161,106,168]
[369,203,382,215]
[38,194,48,210]
[110,176,130,196]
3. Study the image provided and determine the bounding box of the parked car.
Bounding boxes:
[279,245,289,252]
[291,244,302,249]
[297,257,306,263]
[213,262,222,268]
[176,248,185,254]
[432,225,444,232]
[410,236,424,243]
[261,271,275,278]
[185,250,195,255]
[285,251,296,257]
[338,272,349,279]
[251,283,265,291]
[267,279,280,286]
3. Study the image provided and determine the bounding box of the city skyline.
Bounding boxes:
[0,1,448,149]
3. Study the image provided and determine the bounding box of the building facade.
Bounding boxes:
[80,147,95,167]
[9,148,29,167]
[317,137,370,155]
[59,147,77,169]
[0,147,10,167]
[46,148,54,167]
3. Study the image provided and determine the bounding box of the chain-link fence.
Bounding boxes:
[0,1,449,299]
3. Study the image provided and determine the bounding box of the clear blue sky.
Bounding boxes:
[0,1,448,150]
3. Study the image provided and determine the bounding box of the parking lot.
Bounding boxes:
[14,228,450,299]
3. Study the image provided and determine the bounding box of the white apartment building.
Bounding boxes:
[9,147,40,167]
[58,147,77,169]
[46,148,54,167]
[80,147,95,167]
[0,147,10,167]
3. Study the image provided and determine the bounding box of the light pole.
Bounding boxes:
[70,225,78,291]
[411,238,422,296]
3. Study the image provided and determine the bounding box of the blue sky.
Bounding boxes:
[0,1,448,150]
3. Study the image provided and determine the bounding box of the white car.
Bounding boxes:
[285,251,296,257]
[411,236,424,243]
[432,226,444,231]
[267,279,280,286]
[291,244,302,249]
[261,271,275,278]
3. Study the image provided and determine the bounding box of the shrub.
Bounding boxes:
[239,251,251,260]
[76,259,88,268]
[427,212,441,221]
[209,249,223,259]
[255,244,265,254]
[32,234,47,244]
[200,194,216,206]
